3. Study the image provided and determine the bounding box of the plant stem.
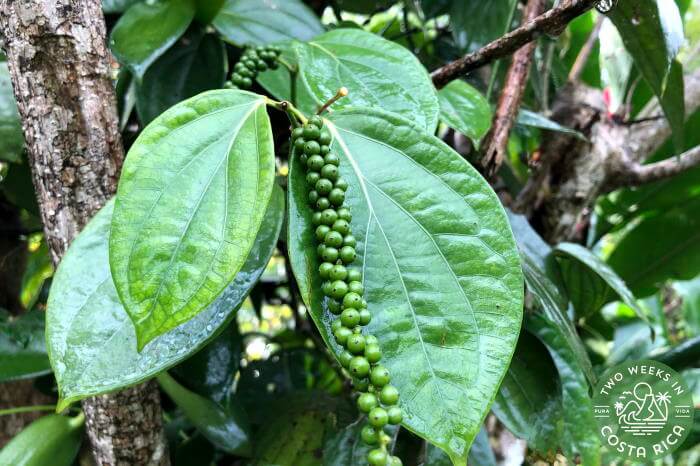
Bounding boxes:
[266,98,308,125]
[0,405,58,416]
[317,87,349,115]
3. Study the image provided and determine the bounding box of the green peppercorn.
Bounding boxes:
[307,155,324,171]
[343,234,357,248]
[319,131,332,145]
[294,137,306,151]
[308,190,319,205]
[311,212,322,226]
[338,207,352,222]
[317,244,326,257]
[318,261,333,278]
[389,456,403,466]
[254,59,267,71]
[343,292,363,309]
[348,281,363,295]
[315,225,330,242]
[338,350,353,368]
[365,335,379,346]
[368,407,388,428]
[316,178,333,195]
[306,171,320,185]
[321,280,332,296]
[335,178,349,192]
[329,280,349,299]
[321,164,339,181]
[292,127,304,139]
[324,230,343,248]
[309,115,323,128]
[321,246,338,262]
[328,299,342,315]
[370,365,390,387]
[331,319,343,332]
[359,309,372,326]
[360,298,368,309]
[329,264,348,281]
[316,197,330,210]
[340,308,360,327]
[304,140,321,155]
[347,268,361,282]
[332,219,350,235]
[329,188,345,206]
[334,326,352,345]
[324,153,340,166]
[241,77,252,88]
[347,334,366,354]
[368,449,388,466]
[380,385,399,405]
[300,154,308,166]
[354,378,370,391]
[349,356,370,377]
[360,425,379,445]
[357,392,378,413]
[303,124,320,140]
[320,208,338,226]
[387,406,402,425]
[340,246,356,264]
[365,343,381,363]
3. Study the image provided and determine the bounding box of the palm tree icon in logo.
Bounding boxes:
[614,382,670,435]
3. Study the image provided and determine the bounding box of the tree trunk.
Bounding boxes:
[0,1,169,464]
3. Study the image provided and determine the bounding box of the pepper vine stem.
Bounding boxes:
[317,87,349,115]
[0,405,59,416]
[266,98,308,126]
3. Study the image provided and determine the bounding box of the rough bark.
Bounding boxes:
[0,1,169,464]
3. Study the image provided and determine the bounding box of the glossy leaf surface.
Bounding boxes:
[213,0,323,46]
[109,0,195,79]
[136,29,227,125]
[0,61,23,163]
[288,108,523,464]
[438,80,492,146]
[0,309,50,382]
[609,0,685,148]
[0,414,83,466]
[158,372,250,455]
[47,188,283,410]
[110,90,275,348]
[294,29,440,132]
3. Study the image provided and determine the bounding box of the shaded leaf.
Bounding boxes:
[193,0,225,24]
[288,108,523,464]
[438,80,492,146]
[102,0,140,14]
[422,428,496,466]
[649,335,700,371]
[213,0,323,46]
[20,238,53,310]
[158,372,251,455]
[110,90,276,348]
[516,110,586,140]
[293,29,440,132]
[0,309,50,382]
[136,29,227,125]
[674,277,700,337]
[46,188,283,410]
[109,0,195,79]
[0,414,83,466]
[450,0,518,52]
[599,18,633,113]
[0,61,23,164]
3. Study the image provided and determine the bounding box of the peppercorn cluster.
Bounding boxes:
[225,45,281,90]
[295,116,403,466]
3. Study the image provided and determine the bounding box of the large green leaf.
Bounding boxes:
[422,427,496,466]
[554,242,645,322]
[213,0,323,46]
[607,197,700,297]
[110,90,276,348]
[0,309,50,382]
[255,41,317,110]
[288,108,524,464]
[599,18,633,114]
[46,187,283,410]
[437,80,492,146]
[527,313,601,466]
[136,29,227,125]
[293,29,440,132]
[609,0,685,148]
[0,61,23,164]
[0,414,83,466]
[158,372,250,455]
[450,0,517,52]
[109,0,195,79]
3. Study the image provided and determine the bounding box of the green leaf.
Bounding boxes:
[293,29,440,132]
[110,90,276,348]
[171,319,241,406]
[649,335,700,371]
[102,0,140,14]
[450,0,517,52]
[0,309,51,382]
[20,238,53,310]
[422,427,496,466]
[438,80,492,146]
[607,197,700,297]
[136,29,227,125]
[599,18,633,114]
[527,314,601,465]
[0,61,24,164]
[193,0,224,24]
[109,0,195,79]
[0,414,83,466]
[213,0,323,46]
[158,372,251,455]
[609,0,685,148]
[46,187,283,410]
[333,0,393,14]
[554,242,645,322]
[255,41,317,109]
[507,212,596,386]
[288,108,524,464]
[516,110,586,140]
[674,277,700,337]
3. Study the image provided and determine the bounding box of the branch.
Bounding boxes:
[431,0,598,88]
[480,0,546,178]
[605,145,700,192]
